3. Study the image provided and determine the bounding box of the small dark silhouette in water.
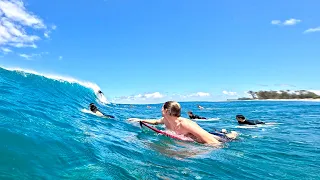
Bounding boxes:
[188,111,206,119]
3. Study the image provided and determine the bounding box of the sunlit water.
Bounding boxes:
[1,67,319,179]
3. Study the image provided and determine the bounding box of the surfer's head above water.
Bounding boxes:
[236,114,246,122]
[98,90,103,94]
[162,101,181,117]
[89,103,98,113]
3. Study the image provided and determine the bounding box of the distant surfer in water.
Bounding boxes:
[188,111,206,119]
[197,105,204,109]
[129,101,238,145]
[236,115,265,125]
[89,103,114,118]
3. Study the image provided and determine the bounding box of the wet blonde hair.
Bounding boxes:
[163,101,181,117]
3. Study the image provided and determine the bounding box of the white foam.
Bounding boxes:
[236,125,260,129]
[193,118,220,121]
[236,123,278,129]
[2,66,109,104]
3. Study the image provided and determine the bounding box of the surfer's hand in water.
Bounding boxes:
[225,131,238,139]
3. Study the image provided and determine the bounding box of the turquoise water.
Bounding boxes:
[1,67,319,179]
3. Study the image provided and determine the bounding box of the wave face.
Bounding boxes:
[1,67,320,179]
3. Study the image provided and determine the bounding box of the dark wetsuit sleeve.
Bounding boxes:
[103,114,115,118]
[240,120,264,125]
[246,120,257,125]
[254,120,265,124]
[194,115,201,119]
[190,115,206,119]
[239,120,255,125]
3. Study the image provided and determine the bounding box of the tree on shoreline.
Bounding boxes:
[247,91,256,99]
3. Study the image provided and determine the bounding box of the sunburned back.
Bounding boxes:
[163,118,189,134]
[163,117,220,144]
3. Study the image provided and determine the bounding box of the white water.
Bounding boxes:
[2,66,109,104]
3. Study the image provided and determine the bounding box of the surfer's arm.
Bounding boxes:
[182,121,220,144]
[255,120,265,124]
[128,117,164,125]
[103,114,115,118]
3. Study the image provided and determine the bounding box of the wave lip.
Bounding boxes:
[1,66,109,104]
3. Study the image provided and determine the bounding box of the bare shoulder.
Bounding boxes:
[178,117,198,128]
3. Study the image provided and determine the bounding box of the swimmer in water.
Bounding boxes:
[129,101,238,145]
[89,103,114,118]
[236,114,265,125]
[188,111,206,119]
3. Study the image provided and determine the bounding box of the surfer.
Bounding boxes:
[188,111,206,119]
[129,101,238,145]
[197,105,204,109]
[89,103,114,118]
[236,115,265,125]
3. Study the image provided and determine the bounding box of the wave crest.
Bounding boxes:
[1,66,109,104]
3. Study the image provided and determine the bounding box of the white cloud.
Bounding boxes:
[186,92,210,98]
[222,90,237,96]
[112,91,213,104]
[19,51,48,60]
[271,20,281,25]
[271,18,301,26]
[283,18,301,26]
[304,27,320,34]
[113,92,166,102]
[51,25,56,30]
[144,92,164,99]
[0,0,50,49]
[1,47,12,54]
[19,53,31,59]
[44,32,49,38]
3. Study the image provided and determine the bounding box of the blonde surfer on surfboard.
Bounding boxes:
[129,101,238,146]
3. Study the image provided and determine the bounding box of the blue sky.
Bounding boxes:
[0,0,320,104]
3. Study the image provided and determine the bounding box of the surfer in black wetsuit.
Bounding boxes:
[188,111,206,119]
[236,114,265,125]
[89,103,114,118]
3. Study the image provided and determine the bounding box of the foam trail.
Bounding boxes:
[235,123,278,129]
[2,66,109,104]
[193,118,220,121]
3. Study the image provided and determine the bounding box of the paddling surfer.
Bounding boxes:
[188,111,206,119]
[129,101,238,145]
[89,103,114,118]
[236,115,265,125]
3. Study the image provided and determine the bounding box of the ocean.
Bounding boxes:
[0,67,319,179]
